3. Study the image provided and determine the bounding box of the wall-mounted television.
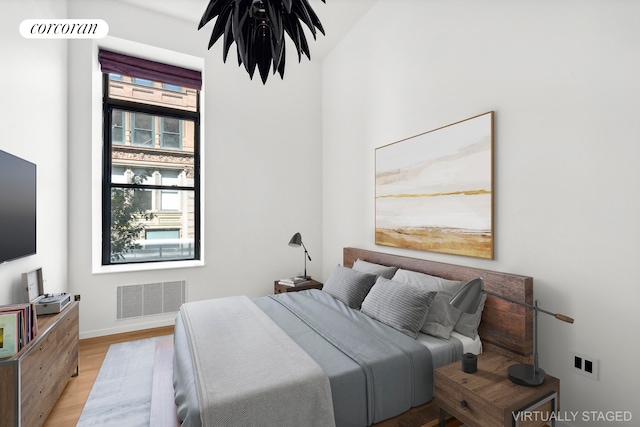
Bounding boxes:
[0,149,37,264]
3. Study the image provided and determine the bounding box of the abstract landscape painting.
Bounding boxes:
[375,112,494,259]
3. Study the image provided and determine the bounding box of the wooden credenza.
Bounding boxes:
[0,301,79,427]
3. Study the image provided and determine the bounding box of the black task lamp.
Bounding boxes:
[449,278,574,386]
[288,232,311,279]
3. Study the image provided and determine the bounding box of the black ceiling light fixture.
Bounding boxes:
[199,0,326,84]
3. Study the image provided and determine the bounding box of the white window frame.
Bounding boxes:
[91,36,205,274]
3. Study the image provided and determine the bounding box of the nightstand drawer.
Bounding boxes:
[434,377,503,427]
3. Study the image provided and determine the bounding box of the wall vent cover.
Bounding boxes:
[117,280,186,320]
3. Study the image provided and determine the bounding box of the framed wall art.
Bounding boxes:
[375,112,494,259]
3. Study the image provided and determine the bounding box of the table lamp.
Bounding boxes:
[288,232,312,279]
[449,278,574,386]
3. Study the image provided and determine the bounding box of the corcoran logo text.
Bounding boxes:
[20,19,109,39]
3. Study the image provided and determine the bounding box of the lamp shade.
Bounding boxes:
[288,232,302,247]
[449,278,485,314]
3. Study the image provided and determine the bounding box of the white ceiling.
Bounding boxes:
[115,0,376,59]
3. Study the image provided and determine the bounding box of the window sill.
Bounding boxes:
[93,259,204,275]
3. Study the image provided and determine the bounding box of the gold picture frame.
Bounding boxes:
[375,112,494,259]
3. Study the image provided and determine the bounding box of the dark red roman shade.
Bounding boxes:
[98,49,202,90]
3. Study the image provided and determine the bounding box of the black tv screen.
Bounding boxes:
[0,149,37,264]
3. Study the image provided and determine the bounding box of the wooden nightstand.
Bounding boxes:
[274,279,323,294]
[434,352,559,427]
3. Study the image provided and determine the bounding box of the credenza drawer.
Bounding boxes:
[56,304,79,342]
[20,331,58,385]
[21,380,55,427]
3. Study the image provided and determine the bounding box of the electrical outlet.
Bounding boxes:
[572,351,599,380]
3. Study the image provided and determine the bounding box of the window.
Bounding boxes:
[160,169,180,211]
[161,117,182,149]
[99,49,201,266]
[147,229,180,240]
[162,83,182,92]
[131,113,154,146]
[132,77,154,86]
[111,110,125,145]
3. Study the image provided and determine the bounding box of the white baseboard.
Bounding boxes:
[79,317,175,339]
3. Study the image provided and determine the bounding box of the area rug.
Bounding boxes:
[76,335,172,427]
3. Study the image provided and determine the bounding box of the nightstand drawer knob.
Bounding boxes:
[460,400,467,408]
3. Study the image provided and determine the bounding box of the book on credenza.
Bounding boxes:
[0,303,38,351]
[0,311,20,358]
[278,277,310,287]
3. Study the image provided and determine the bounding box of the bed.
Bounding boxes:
[173,247,534,427]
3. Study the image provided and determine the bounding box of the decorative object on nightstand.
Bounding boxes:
[449,277,574,386]
[274,279,323,294]
[278,277,310,286]
[288,232,312,279]
[461,352,477,373]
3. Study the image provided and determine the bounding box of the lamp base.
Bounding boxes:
[508,364,546,387]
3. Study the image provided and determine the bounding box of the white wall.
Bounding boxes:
[0,0,68,304]
[322,0,640,424]
[66,0,323,337]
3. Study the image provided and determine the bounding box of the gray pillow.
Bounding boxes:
[361,277,437,339]
[390,269,465,338]
[422,290,463,339]
[454,293,486,339]
[322,265,377,309]
[352,259,398,279]
[391,269,464,292]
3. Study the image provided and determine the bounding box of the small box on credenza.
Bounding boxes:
[22,268,71,315]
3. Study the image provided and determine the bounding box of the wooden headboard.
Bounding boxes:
[344,248,534,363]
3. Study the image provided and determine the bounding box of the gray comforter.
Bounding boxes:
[174,289,462,427]
[256,289,434,426]
[177,295,335,427]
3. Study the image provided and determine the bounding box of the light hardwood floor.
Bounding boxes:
[43,325,174,427]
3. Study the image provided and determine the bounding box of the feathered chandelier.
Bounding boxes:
[199,0,326,84]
